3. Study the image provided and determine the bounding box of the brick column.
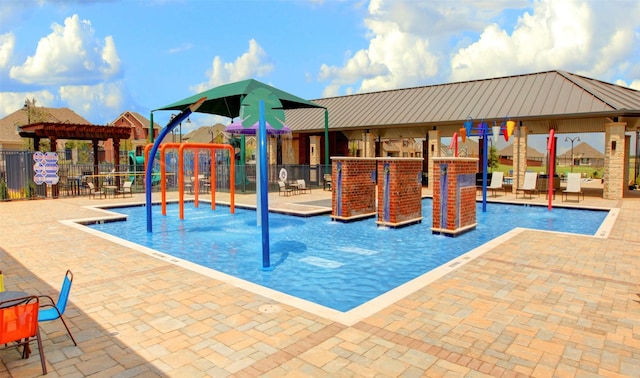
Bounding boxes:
[376,158,422,228]
[268,136,277,165]
[431,157,478,236]
[604,121,626,199]
[427,129,440,188]
[331,157,377,222]
[512,125,528,193]
[309,135,321,166]
[363,131,375,157]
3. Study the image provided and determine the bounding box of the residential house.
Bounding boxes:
[0,101,90,153]
[557,141,604,169]
[108,111,161,161]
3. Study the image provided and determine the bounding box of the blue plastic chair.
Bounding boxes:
[38,270,77,346]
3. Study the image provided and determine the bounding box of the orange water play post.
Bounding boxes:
[177,143,235,220]
[193,151,200,208]
[146,143,234,220]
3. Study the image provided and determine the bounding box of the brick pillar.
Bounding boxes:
[427,129,440,188]
[431,157,478,236]
[268,136,277,165]
[363,131,375,157]
[309,135,321,166]
[604,121,626,199]
[513,125,528,193]
[376,158,423,228]
[331,157,377,222]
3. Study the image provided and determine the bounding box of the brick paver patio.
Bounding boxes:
[0,185,639,377]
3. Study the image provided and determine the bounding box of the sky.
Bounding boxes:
[1,0,640,154]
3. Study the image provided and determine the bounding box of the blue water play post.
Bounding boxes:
[146,97,206,233]
[258,100,271,269]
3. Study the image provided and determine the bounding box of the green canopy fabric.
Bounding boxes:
[156,78,324,117]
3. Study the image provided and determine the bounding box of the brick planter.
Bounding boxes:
[431,157,478,236]
[376,158,422,228]
[331,157,377,222]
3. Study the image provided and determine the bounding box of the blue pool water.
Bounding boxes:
[89,200,607,311]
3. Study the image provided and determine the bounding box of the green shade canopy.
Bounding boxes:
[156,79,324,118]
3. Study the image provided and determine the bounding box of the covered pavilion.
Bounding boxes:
[19,122,132,196]
[285,70,640,199]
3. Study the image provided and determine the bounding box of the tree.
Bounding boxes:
[488,146,499,170]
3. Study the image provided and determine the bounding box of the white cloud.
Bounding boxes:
[0,91,55,119]
[0,33,15,69]
[318,0,440,97]
[9,14,121,86]
[59,81,125,124]
[450,0,640,82]
[190,39,274,93]
[616,79,640,91]
[168,43,194,54]
[319,0,640,97]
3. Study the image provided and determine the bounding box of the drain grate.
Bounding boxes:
[258,304,281,313]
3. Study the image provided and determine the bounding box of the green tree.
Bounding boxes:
[488,146,499,170]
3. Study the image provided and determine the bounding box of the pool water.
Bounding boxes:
[89,200,607,311]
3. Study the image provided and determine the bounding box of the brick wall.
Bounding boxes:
[376,158,422,227]
[331,158,377,221]
[432,157,478,236]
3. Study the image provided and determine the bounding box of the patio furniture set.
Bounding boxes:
[0,269,76,375]
[278,179,312,196]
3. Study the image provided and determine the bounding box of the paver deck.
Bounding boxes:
[1,183,639,377]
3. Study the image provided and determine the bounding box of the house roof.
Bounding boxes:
[284,70,640,138]
[182,124,226,143]
[498,144,545,158]
[557,141,604,159]
[113,111,161,130]
[0,106,91,143]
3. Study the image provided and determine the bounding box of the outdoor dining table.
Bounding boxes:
[0,290,29,308]
[103,185,118,198]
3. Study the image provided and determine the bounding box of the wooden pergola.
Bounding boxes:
[19,122,132,196]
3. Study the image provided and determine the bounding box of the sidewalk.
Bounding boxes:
[0,186,639,377]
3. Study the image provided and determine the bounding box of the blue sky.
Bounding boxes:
[2,0,640,153]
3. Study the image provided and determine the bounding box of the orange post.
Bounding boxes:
[194,150,200,208]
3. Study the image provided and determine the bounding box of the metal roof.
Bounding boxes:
[285,70,640,138]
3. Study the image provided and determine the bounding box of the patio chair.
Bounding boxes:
[296,179,311,194]
[0,295,47,375]
[323,174,332,191]
[562,172,584,202]
[516,172,538,199]
[487,171,505,197]
[278,181,293,196]
[87,182,105,199]
[38,270,77,346]
[117,181,133,197]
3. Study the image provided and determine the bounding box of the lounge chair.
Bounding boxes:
[562,172,584,202]
[87,182,106,199]
[323,174,332,191]
[117,181,133,197]
[296,179,311,194]
[278,181,292,196]
[516,172,538,199]
[487,171,505,197]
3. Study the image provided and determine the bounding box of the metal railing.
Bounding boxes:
[0,149,331,200]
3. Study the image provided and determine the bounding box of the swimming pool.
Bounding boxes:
[87,200,608,312]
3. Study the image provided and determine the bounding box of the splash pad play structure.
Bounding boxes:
[144,143,236,219]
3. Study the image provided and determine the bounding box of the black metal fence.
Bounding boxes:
[0,149,331,200]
